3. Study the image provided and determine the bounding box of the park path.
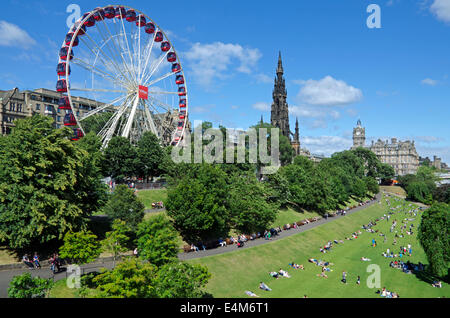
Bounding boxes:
[178,192,382,261]
[0,193,383,298]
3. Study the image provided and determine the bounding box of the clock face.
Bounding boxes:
[356,131,361,136]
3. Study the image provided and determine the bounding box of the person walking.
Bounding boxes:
[33,252,41,269]
[342,271,347,284]
[356,275,360,285]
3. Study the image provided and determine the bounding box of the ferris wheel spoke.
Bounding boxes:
[121,94,141,139]
[79,94,129,121]
[98,19,138,85]
[101,97,133,149]
[118,13,139,83]
[139,30,157,83]
[141,50,169,86]
[71,87,127,94]
[80,32,133,85]
[145,71,176,88]
[72,57,128,88]
[77,36,129,84]
[147,95,174,112]
[148,90,179,95]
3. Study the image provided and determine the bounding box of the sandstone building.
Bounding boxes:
[351,119,419,176]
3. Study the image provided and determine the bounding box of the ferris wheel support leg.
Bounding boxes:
[122,94,141,139]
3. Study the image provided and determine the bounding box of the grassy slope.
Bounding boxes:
[380,186,406,197]
[136,189,168,209]
[188,195,449,298]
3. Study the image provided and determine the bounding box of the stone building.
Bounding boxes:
[269,52,313,159]
[351,119,419,176]
[271,52,290,140]
[0,87,100,135]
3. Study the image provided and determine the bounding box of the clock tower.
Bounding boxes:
[352,119,365,149]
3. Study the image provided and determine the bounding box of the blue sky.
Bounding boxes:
[0,0,449,162]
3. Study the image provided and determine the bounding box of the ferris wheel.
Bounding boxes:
[56,5,188,149]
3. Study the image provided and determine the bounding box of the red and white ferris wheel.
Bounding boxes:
[56,5,188,148]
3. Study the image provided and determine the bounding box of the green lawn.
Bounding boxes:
[136,189,167,209]
[271,208,319,228]
[188,194,449,298]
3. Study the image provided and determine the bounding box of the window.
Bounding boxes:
[36,104,41,111]
[17,104,22,112]
[57,116,61,122]
[9,103,15,112]
[45,105,53,112]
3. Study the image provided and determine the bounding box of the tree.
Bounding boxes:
[0,115,100,249]
[417,203,449,277]
[433,184,450,204]
[136,214,179,266]
[103,184,145,230]
[165,164,230,243]
[364,176,380,195]
[378,163,395,182]
[136,131,165,182]
[59,230,102,265]
[102,136,137,183]
[93,258,158,298]
[155,262,211,298]
[406,182,433,205]
[74,132,108,214]
[8,272,53,298]
[82,112,114,135]
[102,219,130,268]
[227,173,277,233]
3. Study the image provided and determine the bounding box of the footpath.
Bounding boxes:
[0,193,383,297]
[179,192,382,261]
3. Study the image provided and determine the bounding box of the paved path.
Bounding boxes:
[0,261,115,298]
[0,193,381,297]
[178,192,382,261]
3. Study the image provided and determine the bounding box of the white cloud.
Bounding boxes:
[421,78,438,86]
[302,136,353,156]
[252,102,270,111]
[430,0,450,23]
[231,105,239,110]
[0,21,36,49]
[254,73,272,84]
[184,42,262,87]
[296,76,363,106]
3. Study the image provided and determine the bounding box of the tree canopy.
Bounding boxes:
[0,115,105,249]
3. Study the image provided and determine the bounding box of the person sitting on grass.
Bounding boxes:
[432,281,442,288]
[360,257,371,261]
[245,290,260,297]
[289,262,300,269]
[259,282,271,291]
[279,268,290,278]
[269,271,279,279]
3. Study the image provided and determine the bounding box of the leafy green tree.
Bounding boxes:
[136,131,165,182]
[82,112,114,135]
[227,174,277,233]
[418,203,450,277]
[0,115,99,249]
[136,214,179,266]
[433,184,450,204]
[364,176,380,195]
[166,164,230,243]
[103,185,145,230]
[378,163,395,182]
[102,136,137,183]
[102,219,130,268]
[74,132,108,214]
[8,272,53,298]
[406,181,433,205]
[93,258,158,298]
[352,147,381,178]
[59,230,102,265]
[155,262,211,298]
[265,171,291,208]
